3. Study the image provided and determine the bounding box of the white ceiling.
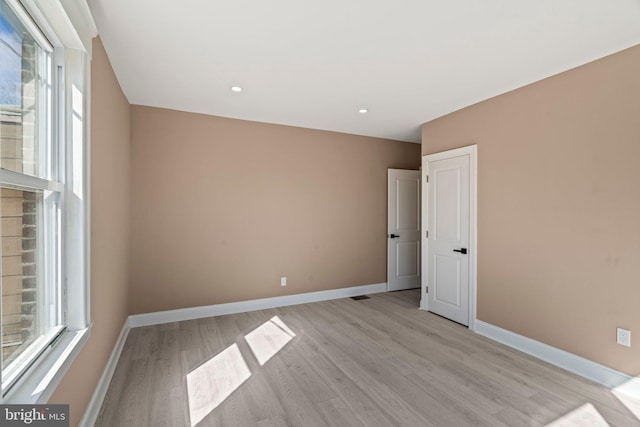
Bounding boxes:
[88,0,640,143]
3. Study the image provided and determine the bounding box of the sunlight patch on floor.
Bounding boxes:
[545,403,609,427]
[186,343,251,426]
[185,316,297,425]
[613,377,640,421]
[245,315,296,366]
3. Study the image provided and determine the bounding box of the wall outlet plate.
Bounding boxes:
[281,277,286,286]
[616,327,631,347]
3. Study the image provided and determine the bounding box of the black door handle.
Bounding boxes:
[389,234,400,238]
[453,248,467,254]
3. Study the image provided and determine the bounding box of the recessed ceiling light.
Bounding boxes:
[358,108,368,114]
[231,86,243,92]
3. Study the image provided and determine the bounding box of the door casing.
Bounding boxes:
[420,145,478,331]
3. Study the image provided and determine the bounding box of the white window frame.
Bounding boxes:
[0,0,96,403]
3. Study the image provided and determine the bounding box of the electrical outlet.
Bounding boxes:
[616,328,631,347]
[281,277,286,287]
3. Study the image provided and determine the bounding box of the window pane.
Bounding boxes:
[1,186,61,380]
[0,1,51,178]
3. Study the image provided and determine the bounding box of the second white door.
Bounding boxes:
[387,169,420,291]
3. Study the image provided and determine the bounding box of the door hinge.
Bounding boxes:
[425,230,429,238]
[426,176,429,183]
[426,286,429,293]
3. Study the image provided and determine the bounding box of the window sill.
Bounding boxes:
[3,326,91,404]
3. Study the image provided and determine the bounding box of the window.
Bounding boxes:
[0,0,91,401]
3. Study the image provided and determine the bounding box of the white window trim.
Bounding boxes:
[2,329,90,403]
[0,0,97,403]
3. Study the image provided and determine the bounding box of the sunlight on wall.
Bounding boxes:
[245,316,296,366]
[186,343,250,426]
[545,403,609,426]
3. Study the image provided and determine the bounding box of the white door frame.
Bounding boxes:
[420,145,478,331]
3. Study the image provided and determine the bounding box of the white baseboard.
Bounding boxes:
[475,320,640,399]
[79,321,130,427]
[128,282,388,328]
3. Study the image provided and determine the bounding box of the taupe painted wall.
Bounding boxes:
[49,38,131,426]
[422,45,640,375]
[130,106,420,314]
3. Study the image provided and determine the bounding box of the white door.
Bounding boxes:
[387,169,420,291]
[425,148,475,326]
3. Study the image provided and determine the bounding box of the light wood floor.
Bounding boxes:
[96,290,640,426]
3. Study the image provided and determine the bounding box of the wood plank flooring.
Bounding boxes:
[96,290,640,426]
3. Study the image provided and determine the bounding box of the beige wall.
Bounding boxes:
[130,106,420,314]
[422,45,640,375]
[49,37,131,426]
